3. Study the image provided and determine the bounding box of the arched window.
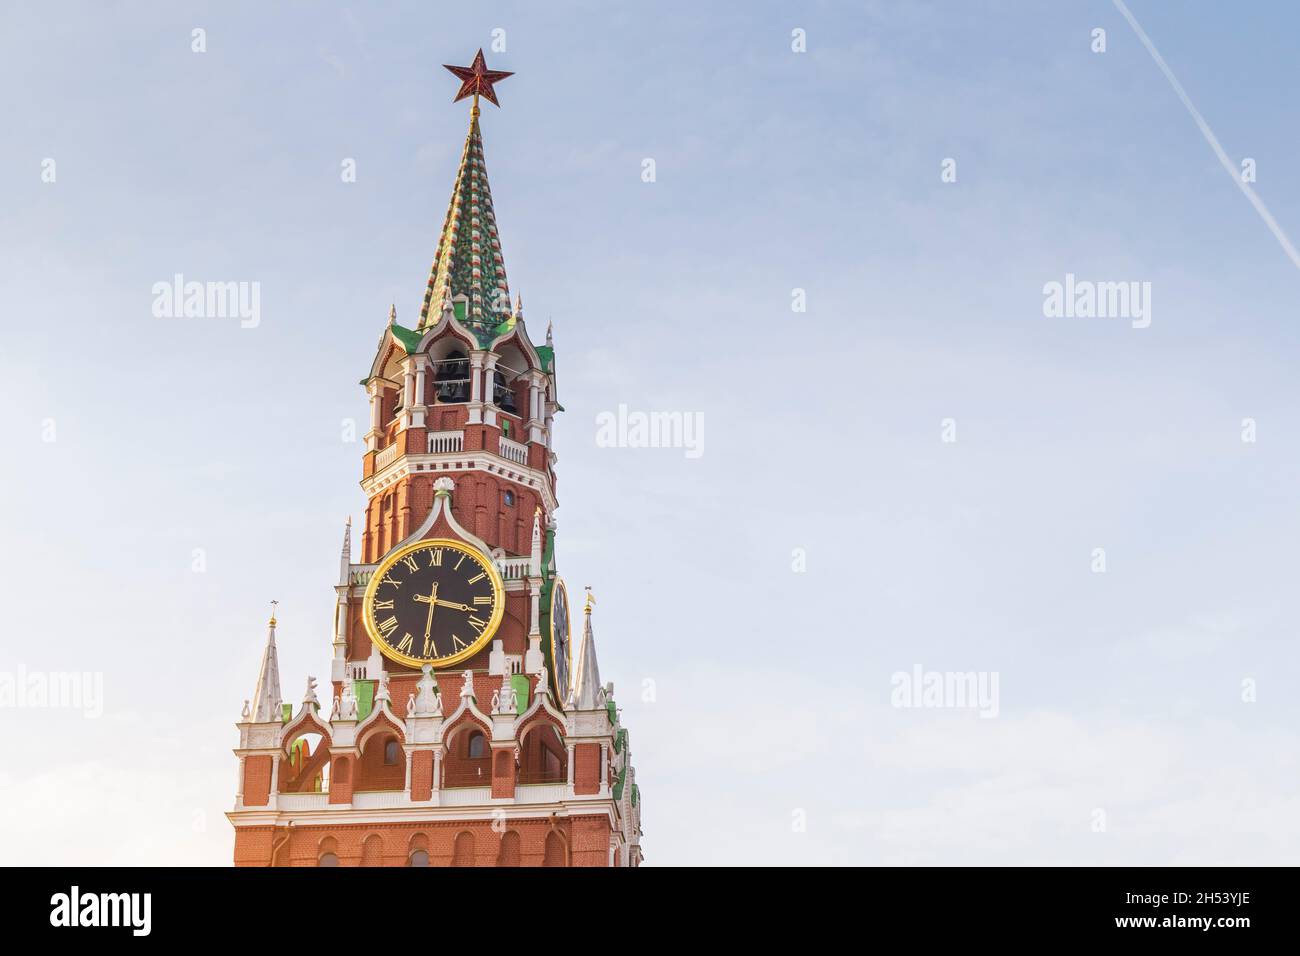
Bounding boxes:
[384,740,399,765]
[492,368,517,413]
[434,351,470,403]
[497,831,521,867]
[543,831,566,868]
[409,849,429,868]
[452,831,475,867]
[318,852,339,867]
[467,731,486,759]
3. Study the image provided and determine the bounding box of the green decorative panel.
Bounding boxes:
[355,680,375,722]
[511,673,531,712]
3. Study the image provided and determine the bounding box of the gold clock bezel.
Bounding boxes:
[549,577,572,702]
[362,537,506,670]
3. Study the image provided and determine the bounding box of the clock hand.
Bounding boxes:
[433,599,475,612]
[413,582,439,642]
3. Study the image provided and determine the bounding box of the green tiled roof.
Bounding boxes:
[417,109,512,347]
[535,345,554,374]
[389,322,424,354]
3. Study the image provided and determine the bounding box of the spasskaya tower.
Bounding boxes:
[227,50,643,867]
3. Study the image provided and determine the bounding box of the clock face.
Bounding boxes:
[362,538,505,669]
[549,578,572,702]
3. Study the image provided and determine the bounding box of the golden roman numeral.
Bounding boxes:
[473,596,492,605]
[468,615,487,634]
[401,554,419,572]
[395,632,413,654]
[378,616,399,637]
[422,635,434,657]
[373,599,394,611]
[451,634,469,651]
[381,574,401,589]
[453,553,466,570]
[468,572,486,584]
[430,548,443,567]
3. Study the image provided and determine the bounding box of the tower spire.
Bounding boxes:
[570,589,603,710]
[419,51,515,339]
[249,604,282,723]
[338,517,352,586]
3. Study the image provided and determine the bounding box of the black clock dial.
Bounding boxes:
[363,540,503,668]
[550,579,572,700]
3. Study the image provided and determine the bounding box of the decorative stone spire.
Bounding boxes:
[545,319,553,348]
[571,589,603,710]
[529,506,543,577]
[388,303,397,325]
[249,603,282,723]
[338,516,352,586]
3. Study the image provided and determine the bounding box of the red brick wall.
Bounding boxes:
[355,731,405,791]
[573,743,601,795]
[490,747,516,798]
[410,750,434,801]
[329,755,353,804]
[236,817,611,867]
[242,755,272,806]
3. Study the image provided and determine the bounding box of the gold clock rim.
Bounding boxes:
[549,577,572,702]
[361,537,506,670]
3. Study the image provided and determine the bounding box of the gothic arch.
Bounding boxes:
[442,718,492,789]
[317,835,339,867]
[280,708,332,751]
[518,720,567,785]
[355,705,406,749]
[408,831,430,868]
[438,705,491,747]
[360,833,384,867]
[497,830,521,867]
[355,729,405,792]
[488,325,543,373]
[452,830,475,866]
[278,714,332,794]
[543,830,566,868]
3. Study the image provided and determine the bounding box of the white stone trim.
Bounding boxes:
[227,801,618,830]
[364,451,557,513]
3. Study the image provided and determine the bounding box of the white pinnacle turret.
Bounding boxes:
[530,506,543,577]
[571,589,603,710]
[249,603,283,723]
[338,516,352,586]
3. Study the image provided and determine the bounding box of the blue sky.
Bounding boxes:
[2,0,1299,864]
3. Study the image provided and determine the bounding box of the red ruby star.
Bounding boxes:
[443,49,514,108]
